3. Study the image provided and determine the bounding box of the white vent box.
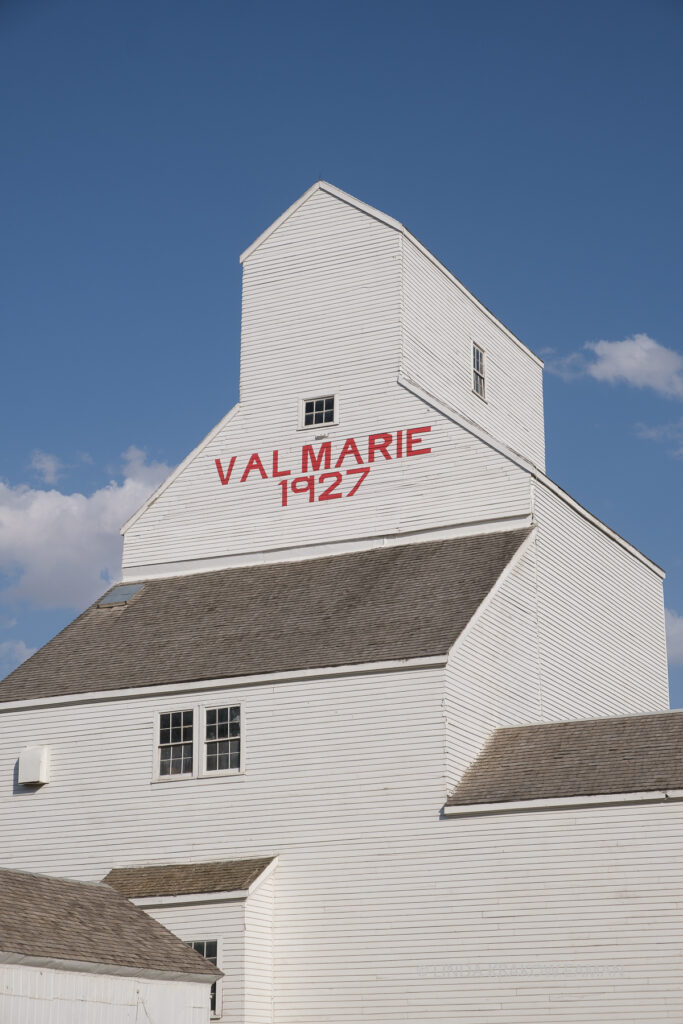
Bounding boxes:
[18,746,50,785]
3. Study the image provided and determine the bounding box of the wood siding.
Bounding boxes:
[532,480,669,717]
[122,190,533,576]
[401,234,546,471]
[2,658,680,1020]
[0,963,209,1024]
[146,900,245,1024]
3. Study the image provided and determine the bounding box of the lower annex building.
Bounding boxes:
[1,182,680,1022]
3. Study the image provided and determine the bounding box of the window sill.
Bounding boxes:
[151,771,246,785]
[471,388,488,404]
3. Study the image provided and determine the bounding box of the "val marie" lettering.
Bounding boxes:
[214,426,432,507]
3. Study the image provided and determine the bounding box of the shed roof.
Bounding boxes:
[0,867,221,978]
[446,709,683,806]
[103,857,275,899]
[0,529,530,702]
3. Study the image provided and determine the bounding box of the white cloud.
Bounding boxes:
[547,334,683,399]
[635,417,683,459]
[585,335,683,398]
[30,450,63,485]
[0,640,36,677]
[0,447,171,611]
[665,609,683,667]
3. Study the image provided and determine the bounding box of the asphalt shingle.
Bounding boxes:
[0,530,530,701]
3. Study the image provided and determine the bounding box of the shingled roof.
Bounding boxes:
[0,529,530,702]
[446,709,683,807]
[0,867,222,978]
[103,857,275,899]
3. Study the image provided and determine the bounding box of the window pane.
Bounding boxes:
[205,941,217,962]
[304,412,313,425]
[218,707,228,724]
[171,711,181,728]
[229,706,240,723]
[207,709,216,726]
[160,713,170,730]
[324,397,334,410]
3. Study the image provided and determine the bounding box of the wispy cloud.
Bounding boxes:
[0,446,171,610]
[636,418,683,459]
[30,450,63,485]
[0,640,36,677]
[547,334,683,399]
[666,609,683,667]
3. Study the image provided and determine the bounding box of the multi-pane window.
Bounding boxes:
[205,706,241,772]
[186,940,218,1015]
[472,344,486,399]
[303,395,335,426]
[159,710,194,776]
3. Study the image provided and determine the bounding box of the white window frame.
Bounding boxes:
[298,393,340,430]
[186,936,221,1019]
[199,702,244,779]
[154,706,198,782]
[152,704,245,782]
[472,343,486,401]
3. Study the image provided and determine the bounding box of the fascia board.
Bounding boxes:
[443,790,683,816]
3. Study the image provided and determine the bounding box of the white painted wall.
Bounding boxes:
[401,232,546,471]
[122,186,538,577]
[145,900,243,1024]
[1,656,680,1022]
[0,962,210,1024]
[532,479,669,717]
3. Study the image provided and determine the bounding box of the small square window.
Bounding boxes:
[302,395,336,427]
[472,344,486,400]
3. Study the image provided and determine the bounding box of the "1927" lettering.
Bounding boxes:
[279,467,370,506]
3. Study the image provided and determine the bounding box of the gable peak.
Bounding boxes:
[239,181,404,263]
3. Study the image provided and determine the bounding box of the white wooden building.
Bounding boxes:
[0,865,220,1022]
[1,182,680,1022]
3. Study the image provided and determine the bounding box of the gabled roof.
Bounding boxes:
[446,709,683,807]
[240,181,542,367]
[104,857,275,899]
[0,529,531,702]
[0,867,221,978]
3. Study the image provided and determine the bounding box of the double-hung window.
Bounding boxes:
[205,705,241,772]
[156,705,242,779]
[158,709,194,776]
[472,343,486,400]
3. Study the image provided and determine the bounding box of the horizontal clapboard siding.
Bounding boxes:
[0,964,208,1024]
[122,190,533,575]
[245,872,274,1024]
[145,901,245,1024]
[2,660,680,1019]
[401,234,546,471]
[533,480,669,717]
[445,536,541,788]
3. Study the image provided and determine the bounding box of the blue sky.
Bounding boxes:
[1,0,682,700]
